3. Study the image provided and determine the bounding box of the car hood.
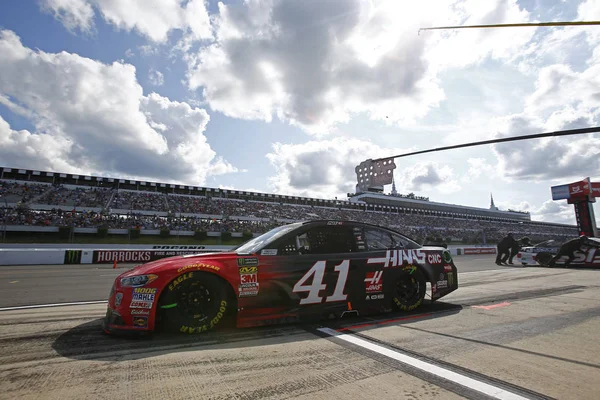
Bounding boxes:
[120,251,245,277]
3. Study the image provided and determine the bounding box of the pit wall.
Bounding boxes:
[0,245,496,266]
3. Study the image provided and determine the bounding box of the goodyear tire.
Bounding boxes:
[157,272,232,334]
[392,265,426,312]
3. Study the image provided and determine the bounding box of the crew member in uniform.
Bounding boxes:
[496,233,517,266]
[548,235,588,267]
[507,238,521,265]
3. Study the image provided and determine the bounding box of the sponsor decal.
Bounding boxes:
[132,293,155,302]
[133,288,158,294]
[327,221,343,225]
[436,272,448,289]
[64,250,82,264]
[261,249,278,256]
[447,272,454,287]
[93,250,210,264]
[237,257,259,267]
[442,251,452,263]
[239,266,258,274]
[179,300,228,333]
[368,249,426,267]
[131,309,150,315]
[240,273,258,285]
[152,245,206,250]
[365,293,385,300]
[132,316,148,328]
[364,271,383,294]
[443,264,453,272]
[463,248,496,255]
[402,264,417,274]
[427,253,442,265]
[130,300,153,309]
[239,286,259,297]
[114,292,123,306]
[168,272,194,292]
[95,250,152,263]
[177,263,220,273]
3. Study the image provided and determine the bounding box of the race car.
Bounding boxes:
[102,220,458,336]
[535,236,600,267]
[516,239,562,266]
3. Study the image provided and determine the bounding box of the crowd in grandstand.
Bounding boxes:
[0,180,580,244]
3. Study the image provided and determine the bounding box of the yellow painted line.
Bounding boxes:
[10,280,18,284]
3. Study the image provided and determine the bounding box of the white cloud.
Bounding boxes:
[0,29,240,185]
[40,0,95,34]
[0,115,74,173]
[187,0,455,134]
[183,0,542,134]
[266,138,410,198]
[488,57,600,183]
[425,0,536,71]
[124,48,134,58]
[148,68,164,86]
[401,161,461,193]
[530,199,576,224]
[208,157,247,176]
[138,44,158,56]
[41,0,212,43]
[265,137,459,199]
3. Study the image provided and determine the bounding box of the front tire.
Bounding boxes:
[392,265,426,312]
[157,273,232,334]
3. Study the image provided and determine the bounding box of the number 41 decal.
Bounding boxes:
[292,260,349,305]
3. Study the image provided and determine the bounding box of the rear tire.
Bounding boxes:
[157,273,233,334]
[392,265,426,312]
[535,252,554,267]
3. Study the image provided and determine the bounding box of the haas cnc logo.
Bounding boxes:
[365,271,383,293]
[427,253,442,265]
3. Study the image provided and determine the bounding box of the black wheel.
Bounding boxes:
[535,252,554,267]
[156,273,233,334]
[392,266,426,312]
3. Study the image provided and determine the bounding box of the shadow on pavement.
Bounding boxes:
[52,301,463,362]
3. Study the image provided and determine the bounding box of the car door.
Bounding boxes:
[270,223,366,320]
[352,225,423,310]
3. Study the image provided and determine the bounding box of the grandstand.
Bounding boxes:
[0,166,580,244]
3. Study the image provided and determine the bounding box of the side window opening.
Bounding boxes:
[278,226,356,255]
[306,226,356,254]
[364,228,394,251]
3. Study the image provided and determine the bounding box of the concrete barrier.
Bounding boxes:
[0,249,67,265]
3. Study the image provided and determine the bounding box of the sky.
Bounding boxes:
[0,0,599,225]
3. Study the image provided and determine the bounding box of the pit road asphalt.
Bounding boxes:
[0,255,599,400]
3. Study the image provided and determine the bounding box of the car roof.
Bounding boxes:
[295,219,414,237]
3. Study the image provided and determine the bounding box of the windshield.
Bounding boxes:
[233,222,302,254]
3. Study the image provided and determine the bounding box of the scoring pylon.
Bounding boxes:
[551,177,599,237]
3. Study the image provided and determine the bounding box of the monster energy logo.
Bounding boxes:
[442,250,452,263]
[64,250,82,264]
[447,272,454,286]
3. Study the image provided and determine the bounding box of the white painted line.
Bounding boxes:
[318,327,530,400]
[0,300,107,312]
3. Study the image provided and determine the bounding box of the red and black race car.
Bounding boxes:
[102,220,458,336]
